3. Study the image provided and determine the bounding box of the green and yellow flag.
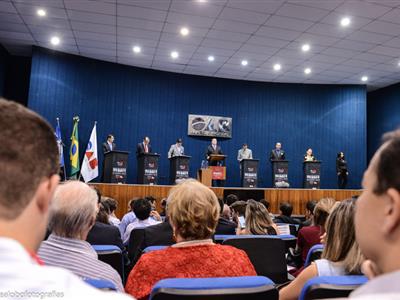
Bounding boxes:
[69,116,80,177]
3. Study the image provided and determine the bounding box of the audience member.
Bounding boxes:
[123,198,161,244]
[274,202,301,224]
[231,200,247,217]
[302,200,317,226]
[38,181,124,291]
[159,198,167,217]
[0,99,131,298]
[225,194,239,206]
[260,198,274,218]
[296,197,336,266]
[350,130,400,298]
[103,197,120,226]
[215,197,236,235]
[125,179,256,299]
[237,200,278,235]
[119,198,137,237]
[221,204,232,220]
[280,198,363,300]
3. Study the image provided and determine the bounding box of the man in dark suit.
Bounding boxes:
[270,142,286,160]
[206,138,224,187]
[102,134,116,154]
[86,220,124,251]
[136,136,152,157]
[215,198,236,235]
[139,218,174,252]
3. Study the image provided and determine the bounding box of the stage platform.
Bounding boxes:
[92,183,362,219]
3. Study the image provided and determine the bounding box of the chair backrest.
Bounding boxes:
[83,278,117,291]
[299,275,368,300]
[92,245,124,282]
[222,236,287,284]
[128,228,145,262]
[143,245,168,253]
[304,244,324,267]
[150,276,278,300]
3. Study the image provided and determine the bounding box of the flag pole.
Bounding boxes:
[78,121,97,182]
[56,117,67,181]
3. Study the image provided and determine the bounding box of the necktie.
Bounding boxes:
[145,144,148,153]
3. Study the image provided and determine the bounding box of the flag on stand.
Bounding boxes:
[69,116,80,178]
[81,122,99,182]
[55,118,65,168]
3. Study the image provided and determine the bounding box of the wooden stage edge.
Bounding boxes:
[91,183,362,219]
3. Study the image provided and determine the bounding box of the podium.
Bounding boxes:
[271,160,290,188]
[103,150,130,183]
[169,155,191,184]
[137,153,160,184]
[303,161,322,189]
[197,168,212,187]
[208,154,227,186]
[240,159,259,188]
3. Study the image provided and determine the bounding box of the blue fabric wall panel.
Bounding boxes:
[367,83,400,162]
[28,47,366,188]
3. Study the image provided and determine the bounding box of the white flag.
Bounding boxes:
[81,123,98,183]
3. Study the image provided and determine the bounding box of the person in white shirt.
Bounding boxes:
[0,99,133,299]
[123,198,161,244]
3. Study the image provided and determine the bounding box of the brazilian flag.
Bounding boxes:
[69,116,80,177]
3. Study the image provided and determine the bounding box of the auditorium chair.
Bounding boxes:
[304,244,324,267]
[299,275,368,300]
[83,278,117,291]
[149,276,278,300]
[127,228,145,263]
[92,245,124,282]
[143,245,168,253]
[222,236,288,284]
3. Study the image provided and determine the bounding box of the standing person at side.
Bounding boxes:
[336,151,349,189]
[168,138,184,158]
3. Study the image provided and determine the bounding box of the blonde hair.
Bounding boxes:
[245,200,276,235]
[322,198,364,274]
[167,179,219,240]
[313,197,336,227]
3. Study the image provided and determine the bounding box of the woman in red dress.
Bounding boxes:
[125,179,256,300]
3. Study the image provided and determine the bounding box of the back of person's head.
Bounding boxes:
[279,202,293,217]
[231,200,247,217]
[225,194,239,206]
[100,197,111,215]
[217,197,224,215]
[305,200,317,215]
[167,179,219,240]
[0,99,60,250]
[245,200,275,235]
[96,203,110,224]
[133,198,152,221]
[128,197,139,212]
[323,198,363,274]
[102,197,117,213]
[259,199,270,211]
[48,181,97,239]
[313,198,336,227]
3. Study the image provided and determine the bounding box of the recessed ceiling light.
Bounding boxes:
[180,27,189,36]
[208,55,215,62]
[340,17,351,27]
[197,0,207,2]
[301,44,310,52]
[397,61,400,67]
[273,63,281,71]
[241,60,248,66]
[132,46,141,53]
[50,36,60,46]
[37,8,46,17]
[171,51,179,59]
[304,68,312,74]
[361,76,368,82]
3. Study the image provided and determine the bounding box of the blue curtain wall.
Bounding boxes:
[367,82,400,162]
[28,47,366,188]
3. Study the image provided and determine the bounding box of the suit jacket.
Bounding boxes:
[102,142,116,154]
[86,221,124,251]
[237,148,253,161]
[136,142,152,157]
[139,220,174,252]
[168,144,185,158]
[274,215,301,225]
[336,158,348,173]
[215,218,237,235]
[270,149,285,160]
[206,144,223,166]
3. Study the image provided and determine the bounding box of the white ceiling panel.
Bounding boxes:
[0,0,399,90]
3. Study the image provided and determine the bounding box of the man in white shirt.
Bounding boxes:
[0,99,133,299]
[123,198,161,244]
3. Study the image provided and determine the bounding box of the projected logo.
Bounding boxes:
[188,114,232,138]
